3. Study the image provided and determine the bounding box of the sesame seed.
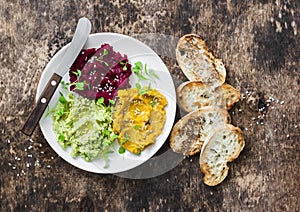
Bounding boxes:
[286,134,290,138]
[34,160,40,167]
[28,154,32,158]
[29,139,34,143]
[295,125,298,128]
[245,128,248,131]
[280,101,285,105]
[283,114,285,117]
[7,139,10,143]
[274,129,277,132]
[8,163,11,166]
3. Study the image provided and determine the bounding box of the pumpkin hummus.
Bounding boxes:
[113,87,167,154]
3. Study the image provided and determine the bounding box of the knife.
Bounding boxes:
[21,17,91,136]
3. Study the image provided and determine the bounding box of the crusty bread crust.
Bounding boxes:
[199,124,245,186]
[172,33,244,186]
[169,106,231,156]
[177,81,240,112]
[176,34,226,86]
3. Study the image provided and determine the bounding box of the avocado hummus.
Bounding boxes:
[52,92,117,162]
[113,87,167,154]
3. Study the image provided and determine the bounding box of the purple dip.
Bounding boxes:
[69,43,132,104]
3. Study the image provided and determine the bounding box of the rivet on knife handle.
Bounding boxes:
[21,73,62,136]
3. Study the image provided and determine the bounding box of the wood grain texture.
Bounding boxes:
[0,0,299,211]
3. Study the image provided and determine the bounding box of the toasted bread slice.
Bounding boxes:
[199,124,245,186]
[176,34,226,86]
[177,81,240,112]
[170,106,230,156]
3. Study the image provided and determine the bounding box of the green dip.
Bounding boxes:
[51,92,117,162]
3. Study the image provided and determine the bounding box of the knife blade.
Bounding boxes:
[21,17,91,136]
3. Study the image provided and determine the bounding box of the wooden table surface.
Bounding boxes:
[1,0,299,211]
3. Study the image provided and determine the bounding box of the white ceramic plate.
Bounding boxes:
[38,33,176,173]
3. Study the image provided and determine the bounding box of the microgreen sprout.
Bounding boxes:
[135,83,152,96]
[118,146,125,154]
[133,124,140,130]
[120,61,128,71]
[103,49,108,56]
[132,61,159,82]
[61,70,89,91]
[95,49,109,67]
[108,99,115,105]
[97,97,105,105]
[118,134,131,154]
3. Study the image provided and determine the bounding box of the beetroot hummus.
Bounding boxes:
[69,43,132,104]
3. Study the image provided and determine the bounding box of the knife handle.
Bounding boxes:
[21,73,62,136]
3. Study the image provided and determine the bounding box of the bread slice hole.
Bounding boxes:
[179,50,185,56]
